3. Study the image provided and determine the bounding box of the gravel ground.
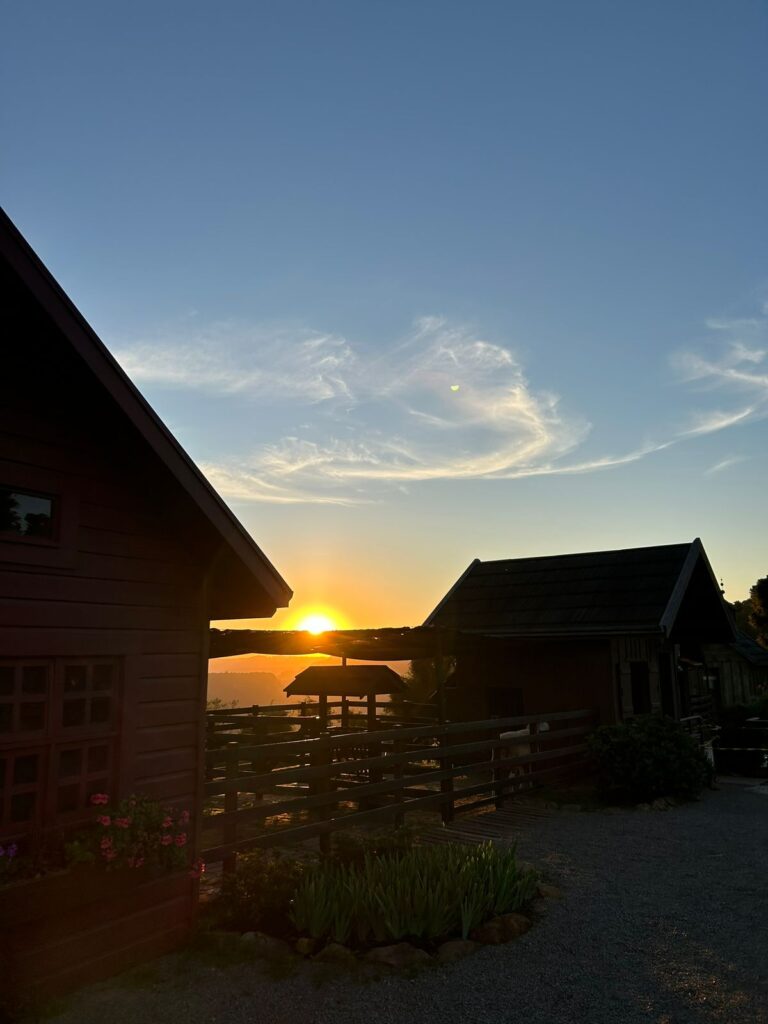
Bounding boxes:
[39,784,768,1024]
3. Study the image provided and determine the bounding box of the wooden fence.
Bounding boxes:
[201,709,596,869]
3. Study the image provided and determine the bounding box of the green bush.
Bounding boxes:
[589,715,713,803]
[331,825,415,864]
[291,842,538,945]
[216,849,307,935]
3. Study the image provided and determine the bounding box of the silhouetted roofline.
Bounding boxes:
[1,208,292,613]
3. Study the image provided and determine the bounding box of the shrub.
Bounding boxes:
[217,849,307,935]
[291,842,538,944]
[331,825,415,864]
[589,715,713,803]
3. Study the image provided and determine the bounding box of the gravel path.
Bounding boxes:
[41,784,768,1024]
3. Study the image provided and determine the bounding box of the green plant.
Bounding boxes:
[290,842,538,945]
[331,825,415,864]
[82,793,192,872]
[216,849,308,935]
[589,715,713,803]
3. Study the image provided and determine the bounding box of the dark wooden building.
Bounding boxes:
[425,540,735,724]
[0,211,291,998]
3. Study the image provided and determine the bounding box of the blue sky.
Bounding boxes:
[3,1,767,626]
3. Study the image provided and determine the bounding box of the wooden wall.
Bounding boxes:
[1,278,213,996]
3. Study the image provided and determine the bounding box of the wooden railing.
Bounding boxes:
[201,709,597,869]
[206,700,439,748]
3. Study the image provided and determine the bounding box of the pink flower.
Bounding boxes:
[160,835,173,846]
[97,815,111,827]
[179,810,190,825]
[174,833,187,847]
[90,793,109,806]
[100,837,113,850]
[114,817,132,829]
[162,817,173,829]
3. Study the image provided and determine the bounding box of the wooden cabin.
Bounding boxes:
[0,211,291,1001]
[425,540,735,725]
[702,631,768,708]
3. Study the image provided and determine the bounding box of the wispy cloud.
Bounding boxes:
[704,455,749,476]
[114,304,768,503]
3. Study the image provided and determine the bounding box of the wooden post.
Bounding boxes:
[341,695,349,731]
[366,692,376,732]
[222,741,239,876]
[318,693,328,733]
[392,738,405,827]
[434,637,447,724]
[312,737,333,855]
[492,741,506,810]
[440,760,454,825]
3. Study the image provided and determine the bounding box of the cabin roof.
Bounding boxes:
[1,209,292,617]
[285,665,406,697]
[733,631,768,668]
[425,539,735,641]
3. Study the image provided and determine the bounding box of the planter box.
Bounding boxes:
[1,864,195,1009]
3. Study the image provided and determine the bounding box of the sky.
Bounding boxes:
[3,0,767,638]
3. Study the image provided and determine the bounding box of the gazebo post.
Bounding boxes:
[366,691,376,731]
[318,693,328,732]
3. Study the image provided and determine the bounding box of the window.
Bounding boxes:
[0,486,56,539]
[0,658,119,840]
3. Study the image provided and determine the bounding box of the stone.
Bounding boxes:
[537,882,562,899]
[295,937,317,956]
[651,797,669,811]
[436,940,480,963]
[364,943,432,968]
[636,802,652,811]
[472,912,531,944]
[313,942,357,963]
[240,931,292,957]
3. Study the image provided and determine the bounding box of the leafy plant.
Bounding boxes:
[79,793,192,872]
[216,849,307,935]
[589,715,713,803]
[290,842,538,944]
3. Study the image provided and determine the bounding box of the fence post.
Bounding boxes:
[440,737,454,825]
[392,738,405,827]
[223,741,239,876]
[312,737,333,855]
[493,739,506,809]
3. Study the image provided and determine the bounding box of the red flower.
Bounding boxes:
[189,859,205,879]
[160,835,173,846]
[114,817,132,829]
[179,810,190,825]
[162,817,173,829]
[90,793,109,806]
[174,833,187,847]
[96,815,111,827]
[100,837,113,850]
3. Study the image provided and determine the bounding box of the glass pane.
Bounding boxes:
[21,666,47,694]
[0,667,14,696]
[0,488,53,538]
[92,664,114,691]
[64,666,88,693]
[56,783,80,814]
[87,745,109,773]
[0,704,12,733]
[59,748,82,778]
[63,699,86,727]
[19,702,45,731]
[90,697,111,724]
[10,792,36,822]
[13,754,39,785]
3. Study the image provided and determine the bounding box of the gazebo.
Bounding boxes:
[285,664,406,731]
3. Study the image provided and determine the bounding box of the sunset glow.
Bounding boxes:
[297,613,337,634]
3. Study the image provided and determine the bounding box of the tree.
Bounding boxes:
[749,576,768,649]
[732,598,757,640]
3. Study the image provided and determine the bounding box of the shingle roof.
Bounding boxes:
[285,665,406,697]
[425,539,730,638]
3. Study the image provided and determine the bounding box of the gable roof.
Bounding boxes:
[1,209,292,617]
[285,665,406,697]
[425,539,735,641]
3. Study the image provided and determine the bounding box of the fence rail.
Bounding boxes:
[201,709,597,868]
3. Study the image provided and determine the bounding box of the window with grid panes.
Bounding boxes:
[0,658,119,840]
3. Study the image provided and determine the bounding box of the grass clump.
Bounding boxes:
[291,841,538,945]
[589,714,713,804]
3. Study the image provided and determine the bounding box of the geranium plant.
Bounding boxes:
[82,793,194,873]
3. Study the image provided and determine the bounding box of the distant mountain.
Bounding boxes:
[207,671,288,708]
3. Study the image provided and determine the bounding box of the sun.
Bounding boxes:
[297,613,337,634]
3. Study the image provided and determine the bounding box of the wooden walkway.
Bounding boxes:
[417,801,556,848]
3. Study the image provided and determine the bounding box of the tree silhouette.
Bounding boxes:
[749,576,768,649]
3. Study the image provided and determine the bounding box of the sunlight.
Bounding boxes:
[297,612,337,634]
